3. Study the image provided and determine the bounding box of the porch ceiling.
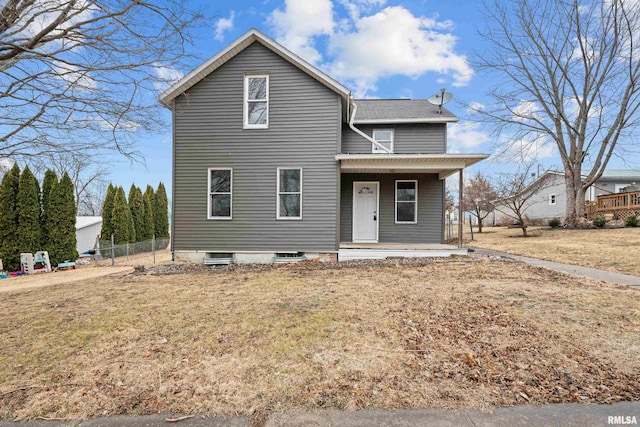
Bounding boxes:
[335,153,490,179]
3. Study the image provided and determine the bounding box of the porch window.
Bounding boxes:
[244,74,269,128]
[549,194,556,205]
[372,129,394,153]
[277,168,302,219]
[395,180,417,223]
[208,168,232,219]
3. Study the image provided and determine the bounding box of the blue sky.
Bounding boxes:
[111,0,637,195]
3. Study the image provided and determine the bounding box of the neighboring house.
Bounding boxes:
[491,169,640,224]
[159,29,488,263]
[76,216,102,254]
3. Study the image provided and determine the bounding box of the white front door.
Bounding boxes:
[353,182,379,242]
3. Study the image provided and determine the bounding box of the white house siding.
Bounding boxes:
[76,220,102,254]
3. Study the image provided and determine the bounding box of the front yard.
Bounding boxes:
[1,258,638,422]
[468,226,640,276]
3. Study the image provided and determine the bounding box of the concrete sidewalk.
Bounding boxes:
[469,247,640,289]
[0,401,638,426]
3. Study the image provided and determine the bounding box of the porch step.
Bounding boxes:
[338,248,468,262]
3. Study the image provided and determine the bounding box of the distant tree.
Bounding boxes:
[111,187,132,244]
[128,184,145,242]
[100,184,116,241]
[0,164,21,270]
[462,171,498,232]
[16,166,41,254]
[41,169,58,250]
[154,182,170,239]
[493,163,551,237]
[141,191,155,241]
[47,173,78,265]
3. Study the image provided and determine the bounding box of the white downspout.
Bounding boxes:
[349,97,392,154]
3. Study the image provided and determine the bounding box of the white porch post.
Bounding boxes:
[458,169,463,249]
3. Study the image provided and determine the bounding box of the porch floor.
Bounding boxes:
[338,242,467,261]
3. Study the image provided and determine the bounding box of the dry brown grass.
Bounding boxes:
[468,226,640,276]
[0,259,638,421]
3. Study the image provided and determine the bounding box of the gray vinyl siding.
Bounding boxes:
[173,41,340,252]
[594,179,639,196]
[341,124,446,154]
[340,173,444,243]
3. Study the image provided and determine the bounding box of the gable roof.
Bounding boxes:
[598,169,640,181]
[353,99,458,124]
[159,28,351,107]
[76,216,102,230]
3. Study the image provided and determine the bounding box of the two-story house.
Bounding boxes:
[160,29,488,263]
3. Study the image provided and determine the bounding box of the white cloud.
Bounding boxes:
[447,122,491,152]
[0,159,13,174]
[328,6,472,97]
[54,63,97,91]
[153,65,184,92]
[268,0,334,64]
[267,1,473,97]
[215,11,235,42]
[495,133,555,163]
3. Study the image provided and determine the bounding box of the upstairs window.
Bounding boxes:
[396,180,417,223]
[277,168,302,219]
[372,129,394,153]
[549,194,556,205]
[208,168,232,219]
[244,74,269,128]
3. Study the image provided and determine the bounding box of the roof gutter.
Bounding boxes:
[348,95,392,154]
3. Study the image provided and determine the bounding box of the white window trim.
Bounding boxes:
[372,129,394,153]
[207,168,233,220]
[395,179,418,224]
[276,167,303,220]
[549,193,556,205]
[243,74,269,129]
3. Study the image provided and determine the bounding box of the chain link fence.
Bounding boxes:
[94,236,170,266]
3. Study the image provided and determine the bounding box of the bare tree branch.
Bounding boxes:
[473,0,640,226]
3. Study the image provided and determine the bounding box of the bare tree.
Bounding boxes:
[493,163,551,237]
[0,0,202,163]
[475,0,640,226]
[30,153,109,215]
[462,171,497,232]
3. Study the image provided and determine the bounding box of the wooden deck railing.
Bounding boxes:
[587,190,640,218]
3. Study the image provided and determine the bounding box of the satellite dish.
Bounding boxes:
[427,88,453,113]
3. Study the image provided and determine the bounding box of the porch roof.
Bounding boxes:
[335,153,490,179]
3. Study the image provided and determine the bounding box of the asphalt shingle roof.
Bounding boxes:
[353,99,457,123]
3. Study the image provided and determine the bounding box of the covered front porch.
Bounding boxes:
[336,153,489,254]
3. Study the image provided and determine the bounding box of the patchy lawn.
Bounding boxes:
[0,259,638,422]
[468,226,640,277]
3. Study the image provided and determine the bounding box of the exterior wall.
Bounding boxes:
[76,222,102,254]
[340,173,444,243]
[172,41,340,253]
[593,179,640,197]
[492,174,567,224]
[341,124,446,154]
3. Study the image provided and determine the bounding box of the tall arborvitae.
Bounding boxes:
[100,184,115,241]
[112,186,132,244]
[16,166,41,254]
[0,164,21,270]
[154,182,169,238]
[128,184,145,242]
[41,169,58,251]
[141,192,155,240]
[47,173,78,265]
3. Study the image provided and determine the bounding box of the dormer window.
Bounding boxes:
[244,74,269,128]
[372,129,393,153]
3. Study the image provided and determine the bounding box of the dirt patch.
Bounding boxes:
[468,226,640,276]
[0,258,638,421]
